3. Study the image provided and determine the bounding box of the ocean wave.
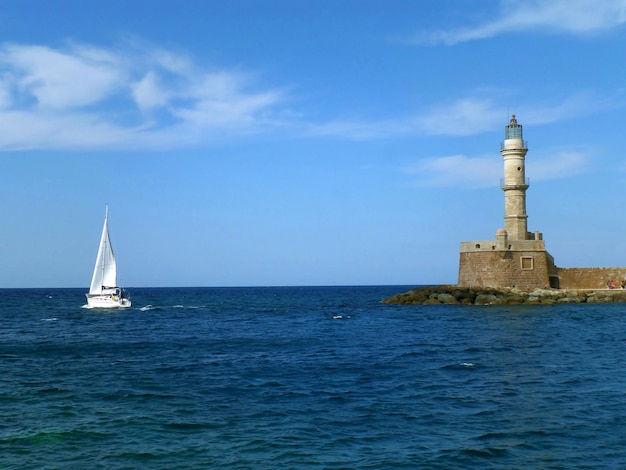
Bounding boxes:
[440,362,478,370]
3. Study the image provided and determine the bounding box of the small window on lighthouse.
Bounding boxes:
[521,256,534,270]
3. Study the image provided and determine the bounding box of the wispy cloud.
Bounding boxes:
[132,71,169,111]
[1,44,126,110]
[0,40,620,151]
[304,97,504,140]
[413,0,626,46]
[303,118,414,141]
[0,41,285,150]
[414,97,503,136]
[404,150,591,189]
[171,72,282,130]
[397,93,600,188]
[404,154,501,188]
[520,92,623,124]
[531,150,591,181]
[302,91,618,141]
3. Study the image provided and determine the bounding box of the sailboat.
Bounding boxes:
[85,204,131,308]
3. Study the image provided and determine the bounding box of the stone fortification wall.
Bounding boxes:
[460,239,546,253]
[558,267,626,289]
[458,249,554,290]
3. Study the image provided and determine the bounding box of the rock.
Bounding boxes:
[382,285,626,305]
[475,293,497,304]
[437,293,458,304]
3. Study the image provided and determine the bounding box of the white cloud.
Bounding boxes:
[304,118,414,140]
[531,150,590,180]
[173,90,281,128]
[0,41,286,150]
[404,154,501,188]
[0,44,125,109]
[0,40,619,151]
[0,110,136,149]
[132,71,169,111]
[415,97,503,136]
[414,0,626,45]
[301,92,616,141]
[148,48,193,75]
[0,75,12,109]
[172,72,283,129]
[404,150,591,189]
[521,92,621,125]
[415,91,621,138]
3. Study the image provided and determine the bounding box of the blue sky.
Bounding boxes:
[1,0,625,288]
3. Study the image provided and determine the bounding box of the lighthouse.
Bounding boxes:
[500,115,529,240]
[458,115,558,289]
[456,115,626,291]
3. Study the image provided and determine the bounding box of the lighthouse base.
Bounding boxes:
[458,238,558,290]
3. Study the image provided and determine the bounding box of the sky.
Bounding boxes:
[1,0,626,288]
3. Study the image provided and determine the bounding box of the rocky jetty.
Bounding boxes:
[383,285,626,305]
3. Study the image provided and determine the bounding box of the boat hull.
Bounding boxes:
[85,294,131,308]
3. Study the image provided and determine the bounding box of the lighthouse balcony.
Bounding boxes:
[501,140,528,150]
[500,177,529,190]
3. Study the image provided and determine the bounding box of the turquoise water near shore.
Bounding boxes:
[2,286,626,468]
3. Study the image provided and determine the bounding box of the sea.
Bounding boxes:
[2,286,626,469]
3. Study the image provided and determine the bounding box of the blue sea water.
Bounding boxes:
[2,286,626,469]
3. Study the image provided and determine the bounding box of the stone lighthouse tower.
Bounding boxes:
[457,115,559,290]
[500,115,529,240]
[454,114,626,291]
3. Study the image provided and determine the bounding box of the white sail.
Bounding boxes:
[85,205,130,308]
[89,205,118,294]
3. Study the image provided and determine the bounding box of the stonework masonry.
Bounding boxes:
[458,239,558,290]
[457,115,626,291]
[557,268,626,289]
[459,247,626,290]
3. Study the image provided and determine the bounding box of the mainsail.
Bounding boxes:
[89,205,118,295]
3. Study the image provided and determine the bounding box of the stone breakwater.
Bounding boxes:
[383,285,626,305]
